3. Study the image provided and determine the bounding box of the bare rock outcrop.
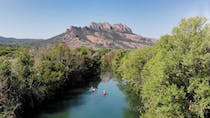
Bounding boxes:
[88,22,133,33]
[112,24,132,33]
[44,22,156,49]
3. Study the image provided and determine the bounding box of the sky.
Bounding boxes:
[0,0,210,39]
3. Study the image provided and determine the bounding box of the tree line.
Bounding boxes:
[105,17,210,118]
[0,45,108,118]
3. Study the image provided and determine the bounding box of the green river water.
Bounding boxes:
[29,72,140,118]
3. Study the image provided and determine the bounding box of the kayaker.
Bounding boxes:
[103,90,107,96]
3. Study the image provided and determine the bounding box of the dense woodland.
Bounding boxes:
[0,44,109,118]
[104,17,210,118]
[1,17,210,118]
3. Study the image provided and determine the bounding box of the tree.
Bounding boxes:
[0,57,21,118]
[37,60,67,82]
[111,49,129,75]
[120,46,155,83]
[140,17,210,117]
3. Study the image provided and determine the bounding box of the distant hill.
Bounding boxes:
[0,36,42,45]
[41,22,156,49]
[0,22,156,49]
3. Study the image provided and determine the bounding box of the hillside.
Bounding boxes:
[0,36,42,45]
[0,22,156,49]
[42,22,156,49]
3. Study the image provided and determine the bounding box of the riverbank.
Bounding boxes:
[0,46,108,118]
[22,73,101,118]
[109,17,210,118]
[18,70,101,118]
[27,72,139,118]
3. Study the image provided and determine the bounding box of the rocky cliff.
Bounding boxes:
[44,22,156,49]
[88,22,133,33]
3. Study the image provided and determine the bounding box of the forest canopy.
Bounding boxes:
[111,17,210,118]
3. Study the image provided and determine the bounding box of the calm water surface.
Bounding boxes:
[32,73,139,118]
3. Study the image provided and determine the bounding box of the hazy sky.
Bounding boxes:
[0,0,210,39]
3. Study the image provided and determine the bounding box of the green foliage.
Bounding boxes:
[0,57,21,118]
[1,16,210,118]
[0,57,11,78]
[37,60,67,82]
[92,48,111,60]
[73,46,94,58]
[109,16,210,118]
[111,49,129,75]
[100,50,117,72]
[141,16,210,118]
[0,44,103,117]
[0,44,21,57]
[16,50,35,82]
[120,46,156,83]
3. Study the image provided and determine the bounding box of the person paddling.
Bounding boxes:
[102,90,107,96]
[91,87,96,92]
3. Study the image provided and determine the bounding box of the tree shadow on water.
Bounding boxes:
[24,77,101,118]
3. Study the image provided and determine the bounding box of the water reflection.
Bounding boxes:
[29,72,140,118]
[118,83,141,118]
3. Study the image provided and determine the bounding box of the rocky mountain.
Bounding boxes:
[43,22,156,49]
[0,22,156,49]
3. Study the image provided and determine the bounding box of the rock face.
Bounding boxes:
[44,22,156,49]
[112,24,133,33]
[88,22,133,33]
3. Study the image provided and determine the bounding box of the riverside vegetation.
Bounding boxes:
[0,44,109,118]
[102,17,210,118]
[1,17,210,118]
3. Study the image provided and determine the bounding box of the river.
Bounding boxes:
[28,72,139,118]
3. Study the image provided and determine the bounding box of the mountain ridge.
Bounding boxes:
[0,22,156,49]
[0,36,42,45]
[43,22,156,49]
